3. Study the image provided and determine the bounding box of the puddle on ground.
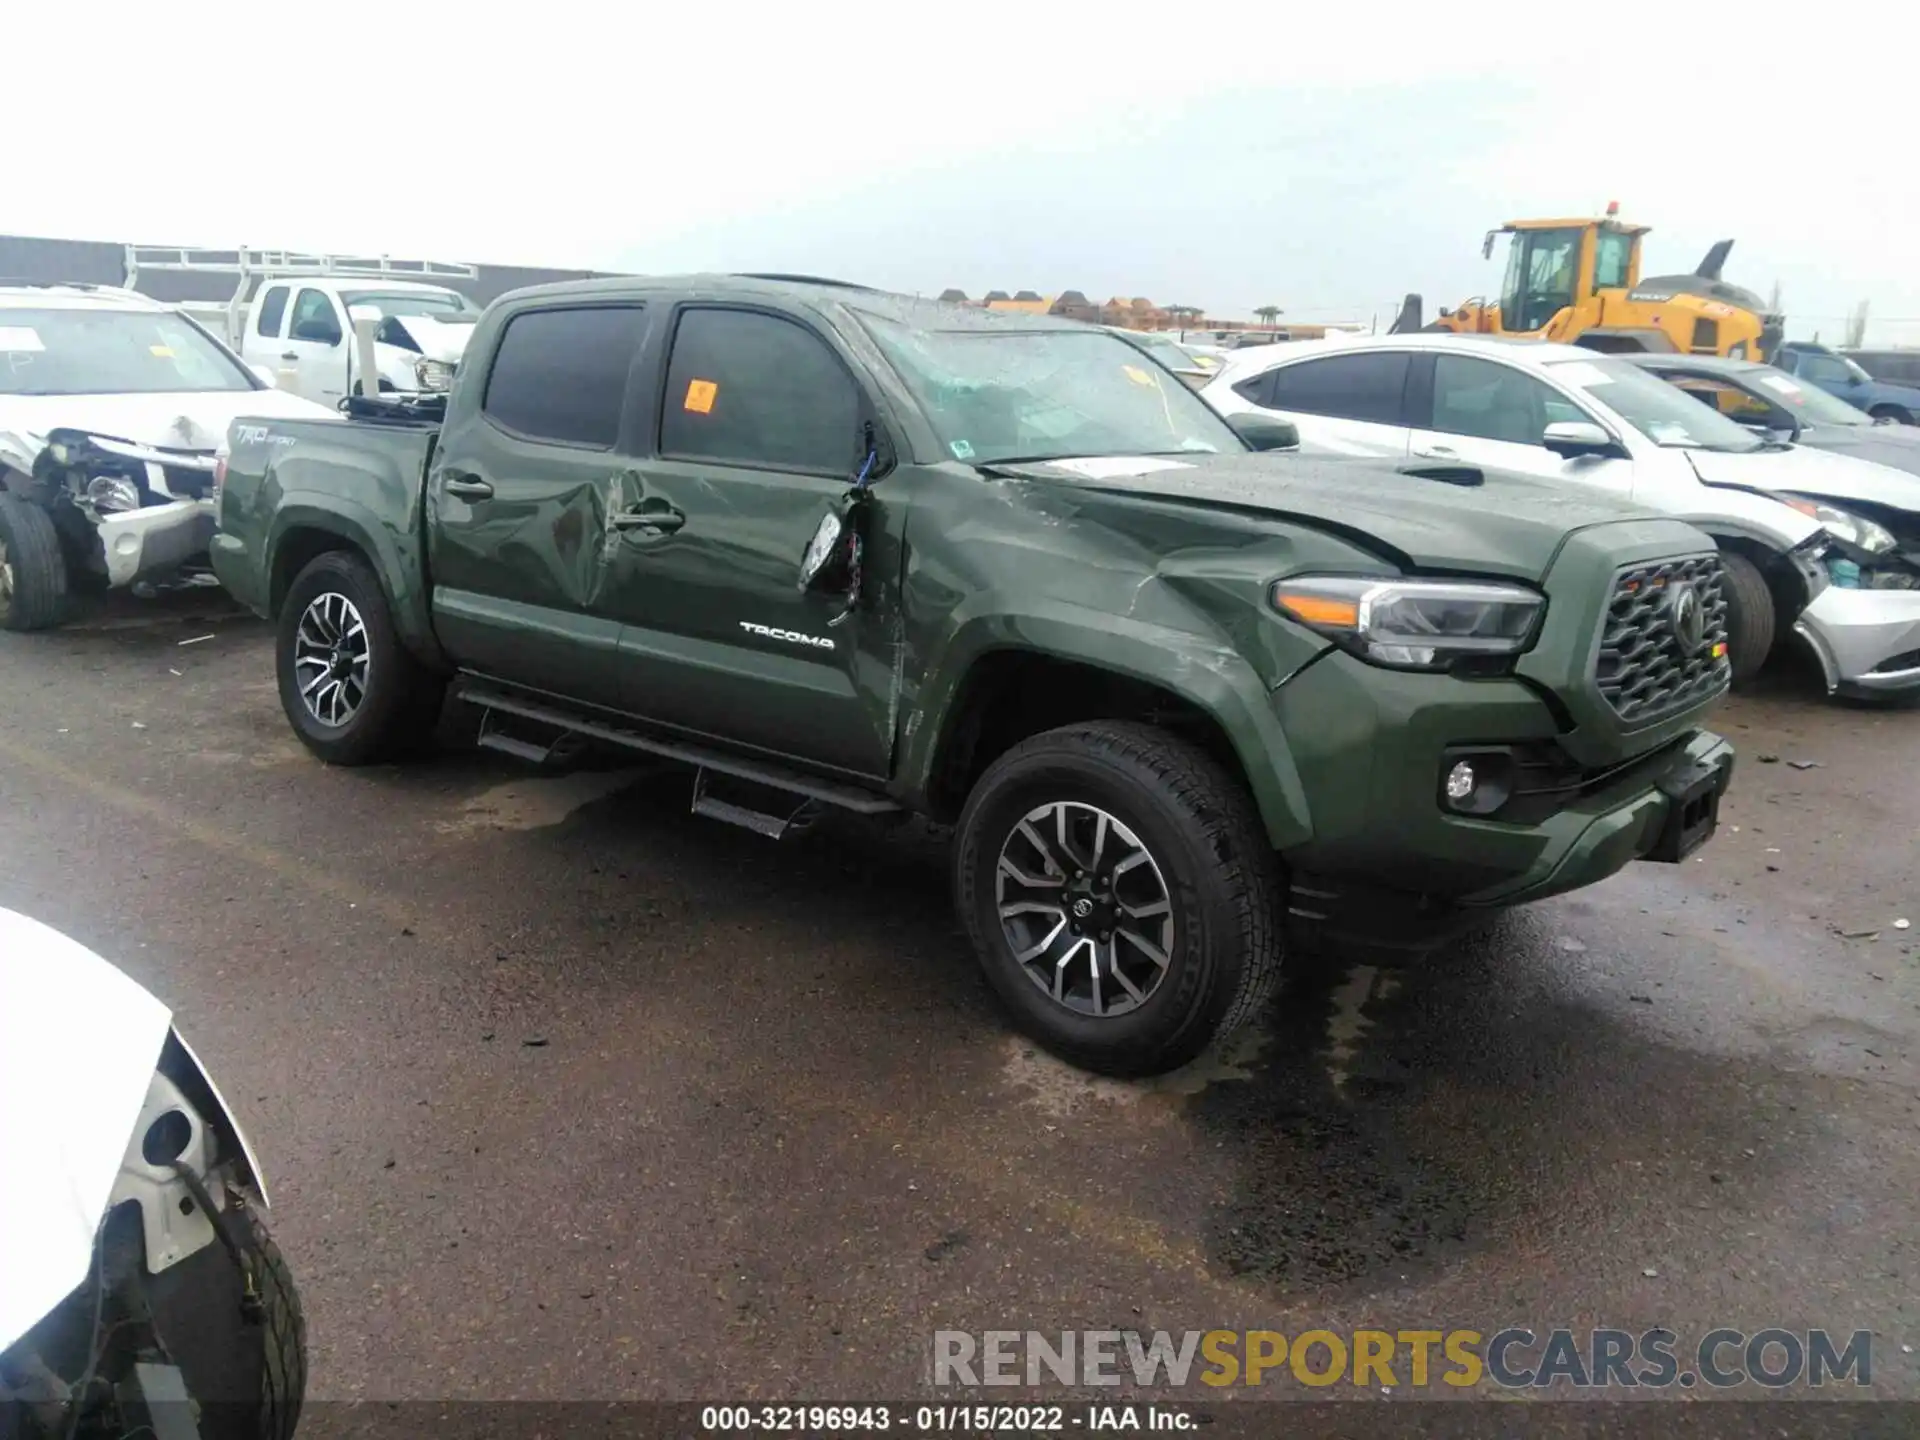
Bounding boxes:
[1001,1020,1271,1119]
[437,769,649,837]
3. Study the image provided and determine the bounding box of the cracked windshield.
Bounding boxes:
[5,9,1918,1440]
[861,317,1234,464]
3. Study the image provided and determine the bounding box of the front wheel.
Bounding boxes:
[953,721,1282,1077]
[276,550,444,765]
[1718,550,1776,684]
[1869,405,1915,426]
[0,494,69,631]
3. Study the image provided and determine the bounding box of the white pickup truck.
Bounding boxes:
[125,249,483,408]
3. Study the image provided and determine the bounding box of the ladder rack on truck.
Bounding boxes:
[122,245,480,346]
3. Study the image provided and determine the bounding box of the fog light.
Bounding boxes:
[1445,761,1476,803]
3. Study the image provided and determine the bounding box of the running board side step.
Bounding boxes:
[458,682,901,820]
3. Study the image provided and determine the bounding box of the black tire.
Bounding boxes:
[1719,550,1775,684]
[276,550,443,765]
[1869,405,1914,426]
[235,1196,306,1440]
[0,493,69,631]
[953,720,1282,1078]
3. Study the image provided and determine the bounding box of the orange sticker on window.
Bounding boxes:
[684,378,718,414]
[1122,364,1154,386]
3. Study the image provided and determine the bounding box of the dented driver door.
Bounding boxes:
[600,304,896,779]
[424,303,652,710]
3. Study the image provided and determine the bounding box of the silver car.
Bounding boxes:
[1204,333,1920,697]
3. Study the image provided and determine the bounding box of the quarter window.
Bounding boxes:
[256,285,288,338]
[660,308,860,473]
[482,306,648,449]
[1263,352,1410,425]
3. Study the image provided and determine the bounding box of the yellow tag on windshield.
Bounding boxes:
[1122,364,1154,386]
[149,345,174,358]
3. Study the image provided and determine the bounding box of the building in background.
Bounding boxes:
[0,233,610,309]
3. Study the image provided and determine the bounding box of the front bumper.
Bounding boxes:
[1462,729,1734,907]
[1270,648,1734,958]
[97,499,216,589]
[1793,583,1920,693]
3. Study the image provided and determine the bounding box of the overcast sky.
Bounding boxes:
[11,4,1916,343]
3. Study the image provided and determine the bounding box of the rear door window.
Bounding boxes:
[481,306,649,449]
[1264,352,1411,424]
[659,308,860,474]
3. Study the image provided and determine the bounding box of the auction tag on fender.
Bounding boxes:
[684,378,718,414]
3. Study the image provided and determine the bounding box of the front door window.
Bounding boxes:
[1502,228,1582,334]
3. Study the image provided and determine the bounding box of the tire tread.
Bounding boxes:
[956,719,1282,1075]
[0,493,69,631]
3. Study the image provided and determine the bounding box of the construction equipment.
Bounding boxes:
[1389,204,1784,362]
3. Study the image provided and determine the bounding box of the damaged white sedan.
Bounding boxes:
[0,283,333,631]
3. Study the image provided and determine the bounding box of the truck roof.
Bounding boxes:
[491,273,1095,332]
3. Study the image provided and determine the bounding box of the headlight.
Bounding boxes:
[1270,575,1546,671]
[414,358,456,391]
[1779,494,1896,554]
[83,474,142,513]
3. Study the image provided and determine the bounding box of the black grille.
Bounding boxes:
[1595,554,1730,724]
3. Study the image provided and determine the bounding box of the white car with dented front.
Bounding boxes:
[0,908,304,1439]
[1205,333,1920,697]
[0,284,334,631]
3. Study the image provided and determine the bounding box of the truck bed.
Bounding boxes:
[212,408,440,653]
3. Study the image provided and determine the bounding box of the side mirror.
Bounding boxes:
[1228,412,1301,452]
[1542,419,1624,459]
[798,505,855,592]
[249,362,280,388]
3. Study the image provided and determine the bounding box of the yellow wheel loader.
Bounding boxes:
[1390,206,1784,362]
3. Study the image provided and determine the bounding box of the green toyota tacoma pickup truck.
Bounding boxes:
[213,275,1735,1076]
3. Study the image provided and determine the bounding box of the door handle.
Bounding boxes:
[442,473,494,500]
[281,351,299,361]
[610,505,684,534]
[1413,444,1457,459]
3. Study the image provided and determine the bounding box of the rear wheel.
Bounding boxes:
[276,550,443,765]
[1869,405,1914,425]
[0,494,69,631]
[953,721,1282,1077]
[1718,550,1776,684]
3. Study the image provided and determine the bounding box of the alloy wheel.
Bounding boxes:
[994,800,1176,1018]
[0,535,12,619]
[293,591,370,728]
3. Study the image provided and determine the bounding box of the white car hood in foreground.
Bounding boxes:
[0,909,173,1352]
[1687,442,1920,512]
[0,386,334,473]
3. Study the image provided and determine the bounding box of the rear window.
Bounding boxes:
[481,306,647,449]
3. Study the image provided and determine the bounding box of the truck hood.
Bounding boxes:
[1795,423,1920,483]
[0,386,334,472]
[0,909,173,1354]
[387,315,474,364]
[1005,450,1669,581]
[1685,442,1920,513]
